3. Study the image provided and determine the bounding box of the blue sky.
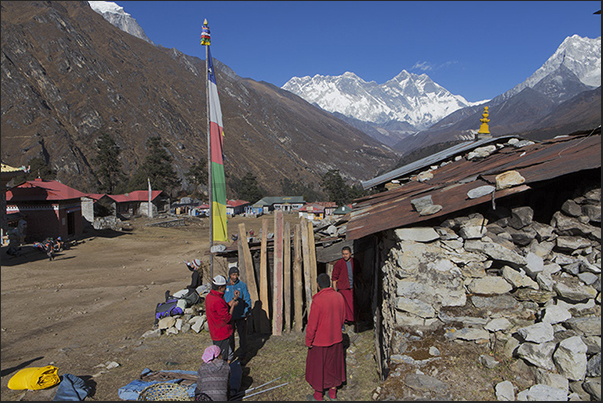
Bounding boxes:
[117,1,601,102]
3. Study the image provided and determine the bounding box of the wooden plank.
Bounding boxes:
[300,217,313,316]
[283,221,291,333]
[272,210,284,336]
[293,223,303,333]
[306,220,318,296]
[258,218,271,334]
[237,223,259,333]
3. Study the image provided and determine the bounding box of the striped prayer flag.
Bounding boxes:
[207,46,227,242]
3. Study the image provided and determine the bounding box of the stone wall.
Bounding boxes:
[378,185,600,400]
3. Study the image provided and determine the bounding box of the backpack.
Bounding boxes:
[154,298,184,323]
[182,288,201,307]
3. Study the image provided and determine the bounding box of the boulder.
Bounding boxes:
[464,239,527,267]
[502,266,539,290]
[517,342,556,370]
[458,217,488,239]
[586,352,601,377]
[158,317,176,330]
[396,297,436,318]
[540,305,572,325]
[553,336,588,381]
[508,206,534,229]
[467,185,495,199]
[411,195,433,212]
[395,228,440,242]
[522,384,568,401]
[534,368,569,391]
[495,380,516,401]
[419,204,443,216]
[554,282,597,302]
[517,322,555,343]
[495,170,526,190]
[468,276,513,295]
[561,199,583,217]
[485,317,513,332]
[564,317,601,336]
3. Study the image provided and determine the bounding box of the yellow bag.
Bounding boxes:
[7,365,60,390]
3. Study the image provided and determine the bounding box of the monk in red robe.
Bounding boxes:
[305,273,346,401]
[331,246,360,329]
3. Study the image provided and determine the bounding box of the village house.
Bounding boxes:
[5,178,86,242]
[341,127,601,385]
[298,201,337,221]
[245,196,305,215]
[110,190,170,219]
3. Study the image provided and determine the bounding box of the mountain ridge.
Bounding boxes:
[1,1,399,198]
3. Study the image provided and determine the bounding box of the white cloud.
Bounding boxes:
[412,61,433,71]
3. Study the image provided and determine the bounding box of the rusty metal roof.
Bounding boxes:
[347,131,601,240]
[360,135,519,189]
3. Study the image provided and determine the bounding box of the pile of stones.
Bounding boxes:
[379,186,600,400]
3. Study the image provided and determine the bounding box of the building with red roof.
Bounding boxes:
[6,178,86,241]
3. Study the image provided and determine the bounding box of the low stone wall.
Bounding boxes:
[378,186,600,400]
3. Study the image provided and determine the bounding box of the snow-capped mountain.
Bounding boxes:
[88,1,153,44]
[494,35,600,104]
[282,70,484,131]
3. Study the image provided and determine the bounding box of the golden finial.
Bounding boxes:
[478,106,490,134]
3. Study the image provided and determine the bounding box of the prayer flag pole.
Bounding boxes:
[202,19,213,277]
[201,19,228,278]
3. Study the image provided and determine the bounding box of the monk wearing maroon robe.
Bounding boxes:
[305,273,346,401]
[331,246,360,328]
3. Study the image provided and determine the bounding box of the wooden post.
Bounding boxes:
[272,210,284,336]
[307,219,318,296]
[293,223,303,333]
[327,262,334,280]
[238,223,258,302]
[258,218,271,334]
[301,217,313,316]
[283,221,291,333]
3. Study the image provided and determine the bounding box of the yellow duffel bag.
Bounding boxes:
[7,365,60,390]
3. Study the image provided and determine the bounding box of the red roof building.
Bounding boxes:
[6,178,86,241]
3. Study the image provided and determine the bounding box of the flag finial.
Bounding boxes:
[201,19,211,46]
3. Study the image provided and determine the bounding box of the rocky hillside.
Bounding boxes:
[1,1,399,196]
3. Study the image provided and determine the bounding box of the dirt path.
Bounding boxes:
[0,214,380,401]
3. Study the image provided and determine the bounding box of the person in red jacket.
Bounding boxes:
[205,275,239,363]
[331,246,360,331]
[305,273,346,401]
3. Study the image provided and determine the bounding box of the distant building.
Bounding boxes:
[109,190,169,218]
[226,199,251,217]
[245,196,305,215]
[298,202,337,221]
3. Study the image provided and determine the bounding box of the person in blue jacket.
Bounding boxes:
[224,266,252,364]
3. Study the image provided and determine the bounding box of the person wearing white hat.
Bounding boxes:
[205,274,239,362]
[184,258,204,290]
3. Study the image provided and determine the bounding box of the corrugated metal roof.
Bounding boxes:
[347,131,601,240]
[361,135,520,189]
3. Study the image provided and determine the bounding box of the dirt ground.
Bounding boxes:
[0,214,380,401]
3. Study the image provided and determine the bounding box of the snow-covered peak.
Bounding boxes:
[501,35,600,100]
[88,1,153,44]
[88,1,129,16]
[283,70,477,129]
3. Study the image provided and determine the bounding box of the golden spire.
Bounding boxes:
[478,106,490,134]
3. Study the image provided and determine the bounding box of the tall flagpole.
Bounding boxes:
[203,19,214,278]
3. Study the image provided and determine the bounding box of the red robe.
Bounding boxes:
[305,287,346,392]
[331,257,360,322]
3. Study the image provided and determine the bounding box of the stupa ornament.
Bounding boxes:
[478,106,490,134]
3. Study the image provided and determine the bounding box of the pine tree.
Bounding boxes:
[230,172,265,203]
[92,133,126,194]
[320,169,367,205]
[185,160,207,198]
[10,156,55,187]
[128,136,181,196]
